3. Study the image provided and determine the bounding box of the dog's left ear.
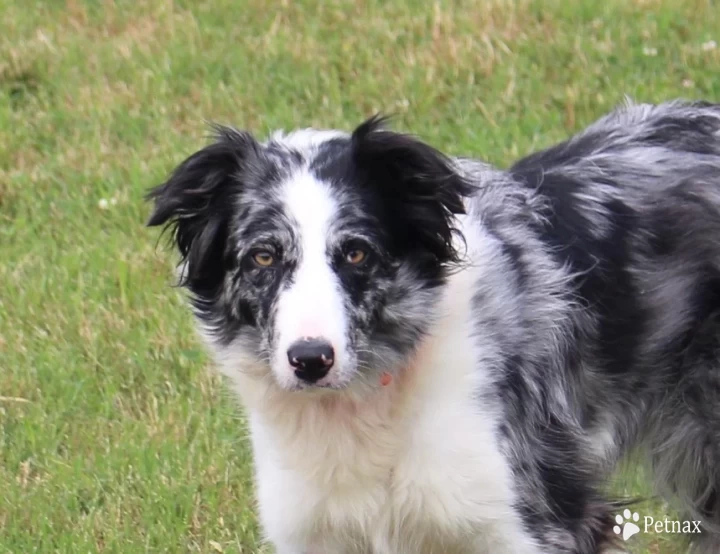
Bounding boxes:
[146,126,261,295]
[351,116,474,265]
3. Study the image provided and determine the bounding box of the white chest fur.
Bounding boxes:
[230,262,539,554]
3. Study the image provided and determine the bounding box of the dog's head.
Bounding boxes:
[147,117,472,392]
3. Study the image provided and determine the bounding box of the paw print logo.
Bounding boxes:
[613,509,641,541]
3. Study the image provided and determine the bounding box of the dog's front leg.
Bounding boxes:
[271,539,347,554]
[270,541,304,554]
[271,542,329,554]
[469,519,544,554]
[258,497,319,554]
[255,465,324,554]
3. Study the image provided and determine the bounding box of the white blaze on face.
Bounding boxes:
[273,169,349,388]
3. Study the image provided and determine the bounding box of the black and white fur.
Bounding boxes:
[147,100,720,553]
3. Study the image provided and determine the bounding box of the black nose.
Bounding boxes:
[287,338,334,383]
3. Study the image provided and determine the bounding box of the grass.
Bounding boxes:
[1,0,719,552]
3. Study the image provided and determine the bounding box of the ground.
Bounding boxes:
[1,1,719,552]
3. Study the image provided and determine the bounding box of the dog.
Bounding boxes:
[147,100,720,553]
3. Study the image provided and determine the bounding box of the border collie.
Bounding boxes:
[147,100,720,554]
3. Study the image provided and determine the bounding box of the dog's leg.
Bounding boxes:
[466,517,544,554]
[271,542,306,554]
[643,316,720,553]
[255,471,318,554]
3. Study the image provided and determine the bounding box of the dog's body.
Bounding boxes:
[148,100,720,553]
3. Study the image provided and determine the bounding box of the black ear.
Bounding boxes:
[351,115,474,265]
[146,125,260,295]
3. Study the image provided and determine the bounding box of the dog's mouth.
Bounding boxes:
[290,381,345,392]
[270,363,352,392]
[277,366,396,396]
[271,360,377,394]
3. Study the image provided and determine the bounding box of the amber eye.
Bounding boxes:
[252,251,274,267]
[345,248,367,265]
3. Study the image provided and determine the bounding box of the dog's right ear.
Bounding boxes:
[146,126,260,295]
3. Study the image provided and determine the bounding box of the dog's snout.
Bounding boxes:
[287,338,334,383]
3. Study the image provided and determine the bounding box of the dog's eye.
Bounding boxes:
[252,250,275,267]
[345,248,367,265]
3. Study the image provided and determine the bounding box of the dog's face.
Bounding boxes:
[147,117,471,392]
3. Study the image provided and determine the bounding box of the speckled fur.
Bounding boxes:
[148,100,720,553]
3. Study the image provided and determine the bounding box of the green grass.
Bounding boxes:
[1,0,719,552]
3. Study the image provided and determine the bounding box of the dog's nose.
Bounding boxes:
[287,338,334,383]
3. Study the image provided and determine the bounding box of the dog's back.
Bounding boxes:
[487,100,720,553]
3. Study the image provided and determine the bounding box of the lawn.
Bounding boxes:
[1,0,719,552]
